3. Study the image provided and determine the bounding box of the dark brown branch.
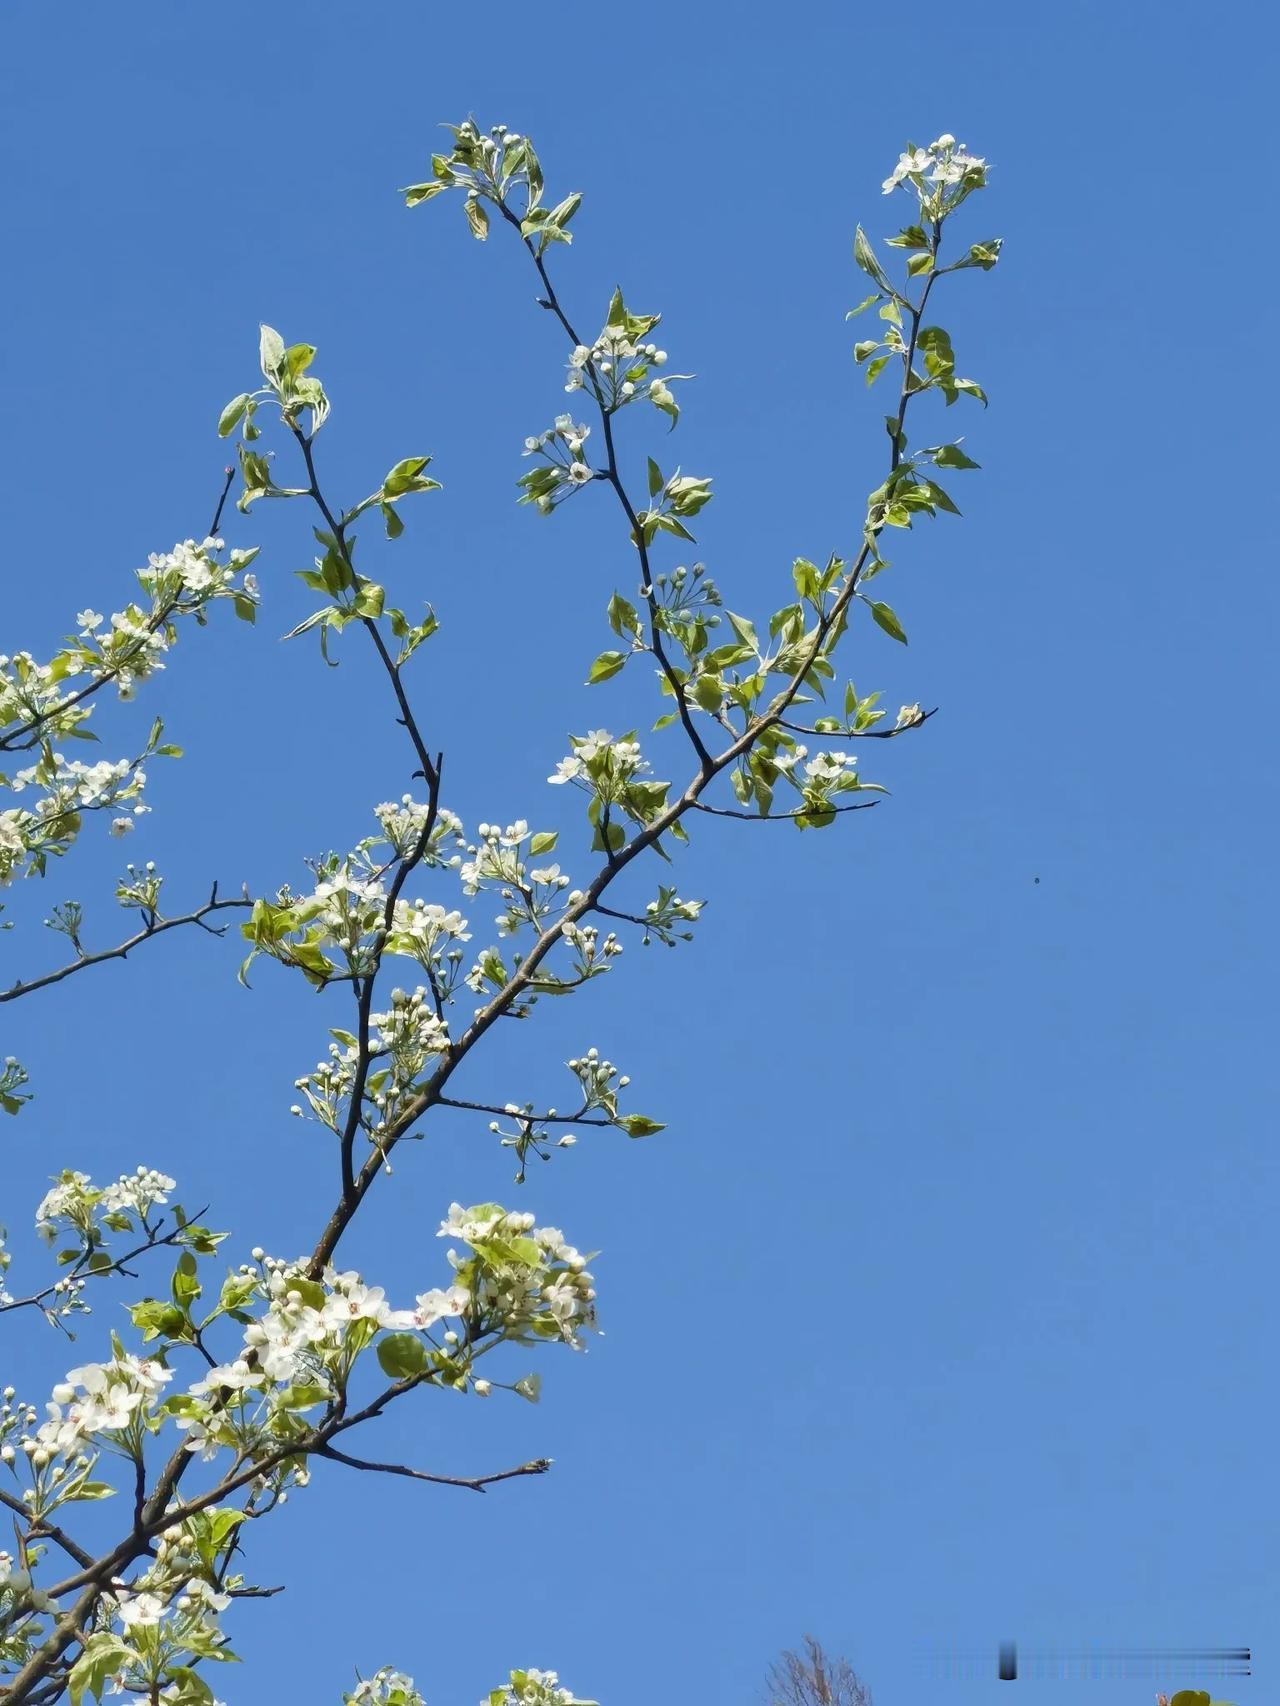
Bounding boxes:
[1,888,251,1005]
[437,1095,610,1128]
[495,200,713,773]
[0,468,241,757]
[316,1443,552,1494]
[0,1213,199,1318]
[209,464,236,536]
[690,798,881,823]
[776,706,937,739]
[0,1489,94,1571]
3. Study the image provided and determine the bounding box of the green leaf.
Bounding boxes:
[69,1636,132,1706]
[382,456,438,498]
[353,581,385,618]
[616,1113,665,1137]
[853,225,891,290]
[258,324,285,381]
[288,1276,327,1313]
[955,237,1003,270]
[868,600,907,644]
[403,181,447,207]
[792,557,820,600]
[945,376,988,406]
[217,393,251,438]
[163,1668,215,1705]
[464,196,490,240]
[587,650,626,684]
[513,1373,542,1403]
[276,1383,330,1411]
[285,342,316,380]
[933,443,981,470]
[921,478,961,515]
[529,831,558,855]
[608,591,642,640]
[692,673,723,711]
[545,191,582,231]
[376,1332,428,1379]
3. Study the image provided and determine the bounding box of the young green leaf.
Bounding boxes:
[868,599,908,644]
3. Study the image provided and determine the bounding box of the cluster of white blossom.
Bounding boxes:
[374,796,466,865]
[0,537,255,888]
[460,819,534,891]
[491,1667,599,1706]
[59,1557,237,1706]
[291,990,450,1136]
[639,886,704,947]
[107,1567,231,1633]
[115,858,163,912]
[548,731,646,794]
[370,987,452,1114]
[0,810,28,881]
[37,1352,174,1459]
[384,897,471,998]
[882,133,988,197]
[565,1049,628,1120]
[0,1056,29,1116]
[1,751,149,876]
[302,866,389,957]
[344,1665,597,1706]
[565,321,677,420]
[345,1669,425,1706]
[439,1205,597,1351]
[559,920,623,977]
[0,537,255,736]
[0,1386,42,1460]
[797,748,860,784]
[519,415,597,511]
[34,1165,176,1244]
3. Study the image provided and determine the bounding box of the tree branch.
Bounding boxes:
[0,1213,200,1319]
[496,200,714,773]
[437,1095,611,1128]
[316,1444,552,1494]
[0,1489,94,1571]
[690,798,880,823]
[1,889,251,1006]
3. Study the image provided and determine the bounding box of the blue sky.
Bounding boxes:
[2,3,1276,1703]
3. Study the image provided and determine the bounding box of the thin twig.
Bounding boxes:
[316,1443,551,1494]
[437,1095,610,1128]
[496,200,713,773]
[0,1214,197,1317]
[0,468,242,757]
[690,798,881,823]
[776,706,938,739]
[1,889,251,1005]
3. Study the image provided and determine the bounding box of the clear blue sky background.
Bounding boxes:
[2,4,1276,1703]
